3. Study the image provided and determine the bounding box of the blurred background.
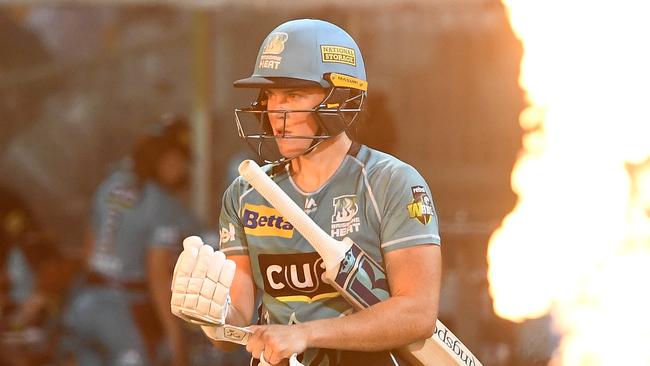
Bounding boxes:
[2,1,648,366]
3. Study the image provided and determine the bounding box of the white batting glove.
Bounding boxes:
[170,236,236,326]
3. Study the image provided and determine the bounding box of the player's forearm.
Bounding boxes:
[224,254,257,327]
[300,294,437,352]
[224,302,252,327]
[203,305,252,352]
[204,254,256,350]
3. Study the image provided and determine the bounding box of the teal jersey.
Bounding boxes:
[218,145,440,365]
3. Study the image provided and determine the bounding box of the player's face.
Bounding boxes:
[264,87,327,158]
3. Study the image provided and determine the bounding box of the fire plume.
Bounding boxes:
[487,1,650,365]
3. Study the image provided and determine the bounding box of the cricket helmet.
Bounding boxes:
[234,19,368,164]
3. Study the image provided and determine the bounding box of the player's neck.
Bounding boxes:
[290,134,352,193]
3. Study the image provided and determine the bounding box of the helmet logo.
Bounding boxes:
[320,45,356,66]
[259,32,288,70]
[262,32,288,55]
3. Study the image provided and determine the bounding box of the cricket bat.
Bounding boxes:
[238,160,482,366]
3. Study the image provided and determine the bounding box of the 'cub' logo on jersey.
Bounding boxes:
[242,204,294,238]
[258,252,339,303]
[331,195,361,238]
[407,186,434,225]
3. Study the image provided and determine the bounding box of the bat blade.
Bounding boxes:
[238,160,482,366]
[332,239,390,309]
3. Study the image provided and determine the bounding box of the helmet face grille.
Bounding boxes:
[235,87,366,164]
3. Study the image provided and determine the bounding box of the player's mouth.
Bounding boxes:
[274,129,289,137]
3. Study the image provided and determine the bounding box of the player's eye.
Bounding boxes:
[287,92,302,99]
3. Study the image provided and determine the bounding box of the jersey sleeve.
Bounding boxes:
[379,164,440,253]
[218,178,249,256]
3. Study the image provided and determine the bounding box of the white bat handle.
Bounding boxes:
[238,160,349,271]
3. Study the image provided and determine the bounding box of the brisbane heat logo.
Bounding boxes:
[407,186,434,225]
[330,195,361,238]
[259,32,288,70]
[262,32,288,54]
[242,204,294,238]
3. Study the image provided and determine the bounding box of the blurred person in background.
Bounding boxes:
[60,115,200,366]
[1,185,81,366]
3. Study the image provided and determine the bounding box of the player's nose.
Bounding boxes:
[268,112,287,132]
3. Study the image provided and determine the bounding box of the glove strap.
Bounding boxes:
[201,323,252,345]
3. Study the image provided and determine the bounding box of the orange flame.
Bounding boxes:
[488,1,650,365]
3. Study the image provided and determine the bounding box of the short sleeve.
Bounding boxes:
[218,179,249,256]
[379,164,440,253]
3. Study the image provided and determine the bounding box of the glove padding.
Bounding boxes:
[171,236,236,325]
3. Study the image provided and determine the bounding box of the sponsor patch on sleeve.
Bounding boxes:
[406,186,434,225]
[220,223,236,244]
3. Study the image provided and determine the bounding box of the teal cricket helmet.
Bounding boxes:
[234,19,368,165]
[234,19,367,90]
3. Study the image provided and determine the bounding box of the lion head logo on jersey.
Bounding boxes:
[331,195,359,224]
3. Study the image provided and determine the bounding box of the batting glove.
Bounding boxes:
[171,236,236,326]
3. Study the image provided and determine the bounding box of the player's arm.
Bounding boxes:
[247,244,441,363]
[202,253,256,352]
[306,244,440,348]
[223,255,256,326]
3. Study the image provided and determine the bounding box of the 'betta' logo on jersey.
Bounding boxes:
[242,204,294,238]
[258,252,339,303]
[407,186,434,225]
[331,195,361,238]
